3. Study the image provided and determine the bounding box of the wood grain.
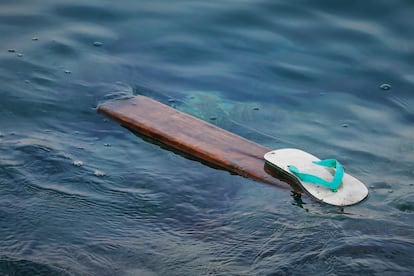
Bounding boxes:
[97,96,292,189]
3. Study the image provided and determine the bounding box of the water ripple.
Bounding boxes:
[1,0,414,275]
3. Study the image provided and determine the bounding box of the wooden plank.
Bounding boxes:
[97,96,291,189]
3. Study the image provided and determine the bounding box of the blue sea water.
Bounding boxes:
[1,0,414,275]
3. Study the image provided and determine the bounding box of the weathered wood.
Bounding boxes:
[97,96,290,189]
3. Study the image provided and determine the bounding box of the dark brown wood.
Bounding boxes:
[97,96,291,189]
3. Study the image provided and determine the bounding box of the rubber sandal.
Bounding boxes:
[264,148,368,206]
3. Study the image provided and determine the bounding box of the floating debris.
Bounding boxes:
[252,107,260,111]
[32,37,39,41]
[17,53,24,57]
[64,70,71,74]
[380,83,391,91]
[93,41,103,47]
[8,49,16,53]
[341,123,349,128]
[104,143,112,147]
[209,116,217,121]
[73,160,84,167]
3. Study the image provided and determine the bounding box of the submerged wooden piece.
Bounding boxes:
[97,96,289,189]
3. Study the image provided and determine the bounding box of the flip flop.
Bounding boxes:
[264,148,368,206]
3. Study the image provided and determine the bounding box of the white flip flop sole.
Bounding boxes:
[264,148,368,206]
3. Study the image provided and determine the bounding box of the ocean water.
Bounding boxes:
[1,0,413,275]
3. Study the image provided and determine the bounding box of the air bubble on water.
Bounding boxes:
[17,53,24,57]
[94,170,105,177]
[73,160,84,167]
[380,83,391,91]
[93,41,103,47]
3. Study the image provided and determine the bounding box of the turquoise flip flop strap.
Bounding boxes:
[288,159,344,192]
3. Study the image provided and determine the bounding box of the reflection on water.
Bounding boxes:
[1,0,413,275]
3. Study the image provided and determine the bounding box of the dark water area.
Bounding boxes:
[1,0,413,275]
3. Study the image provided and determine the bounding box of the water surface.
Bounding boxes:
[1,0,413,275]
